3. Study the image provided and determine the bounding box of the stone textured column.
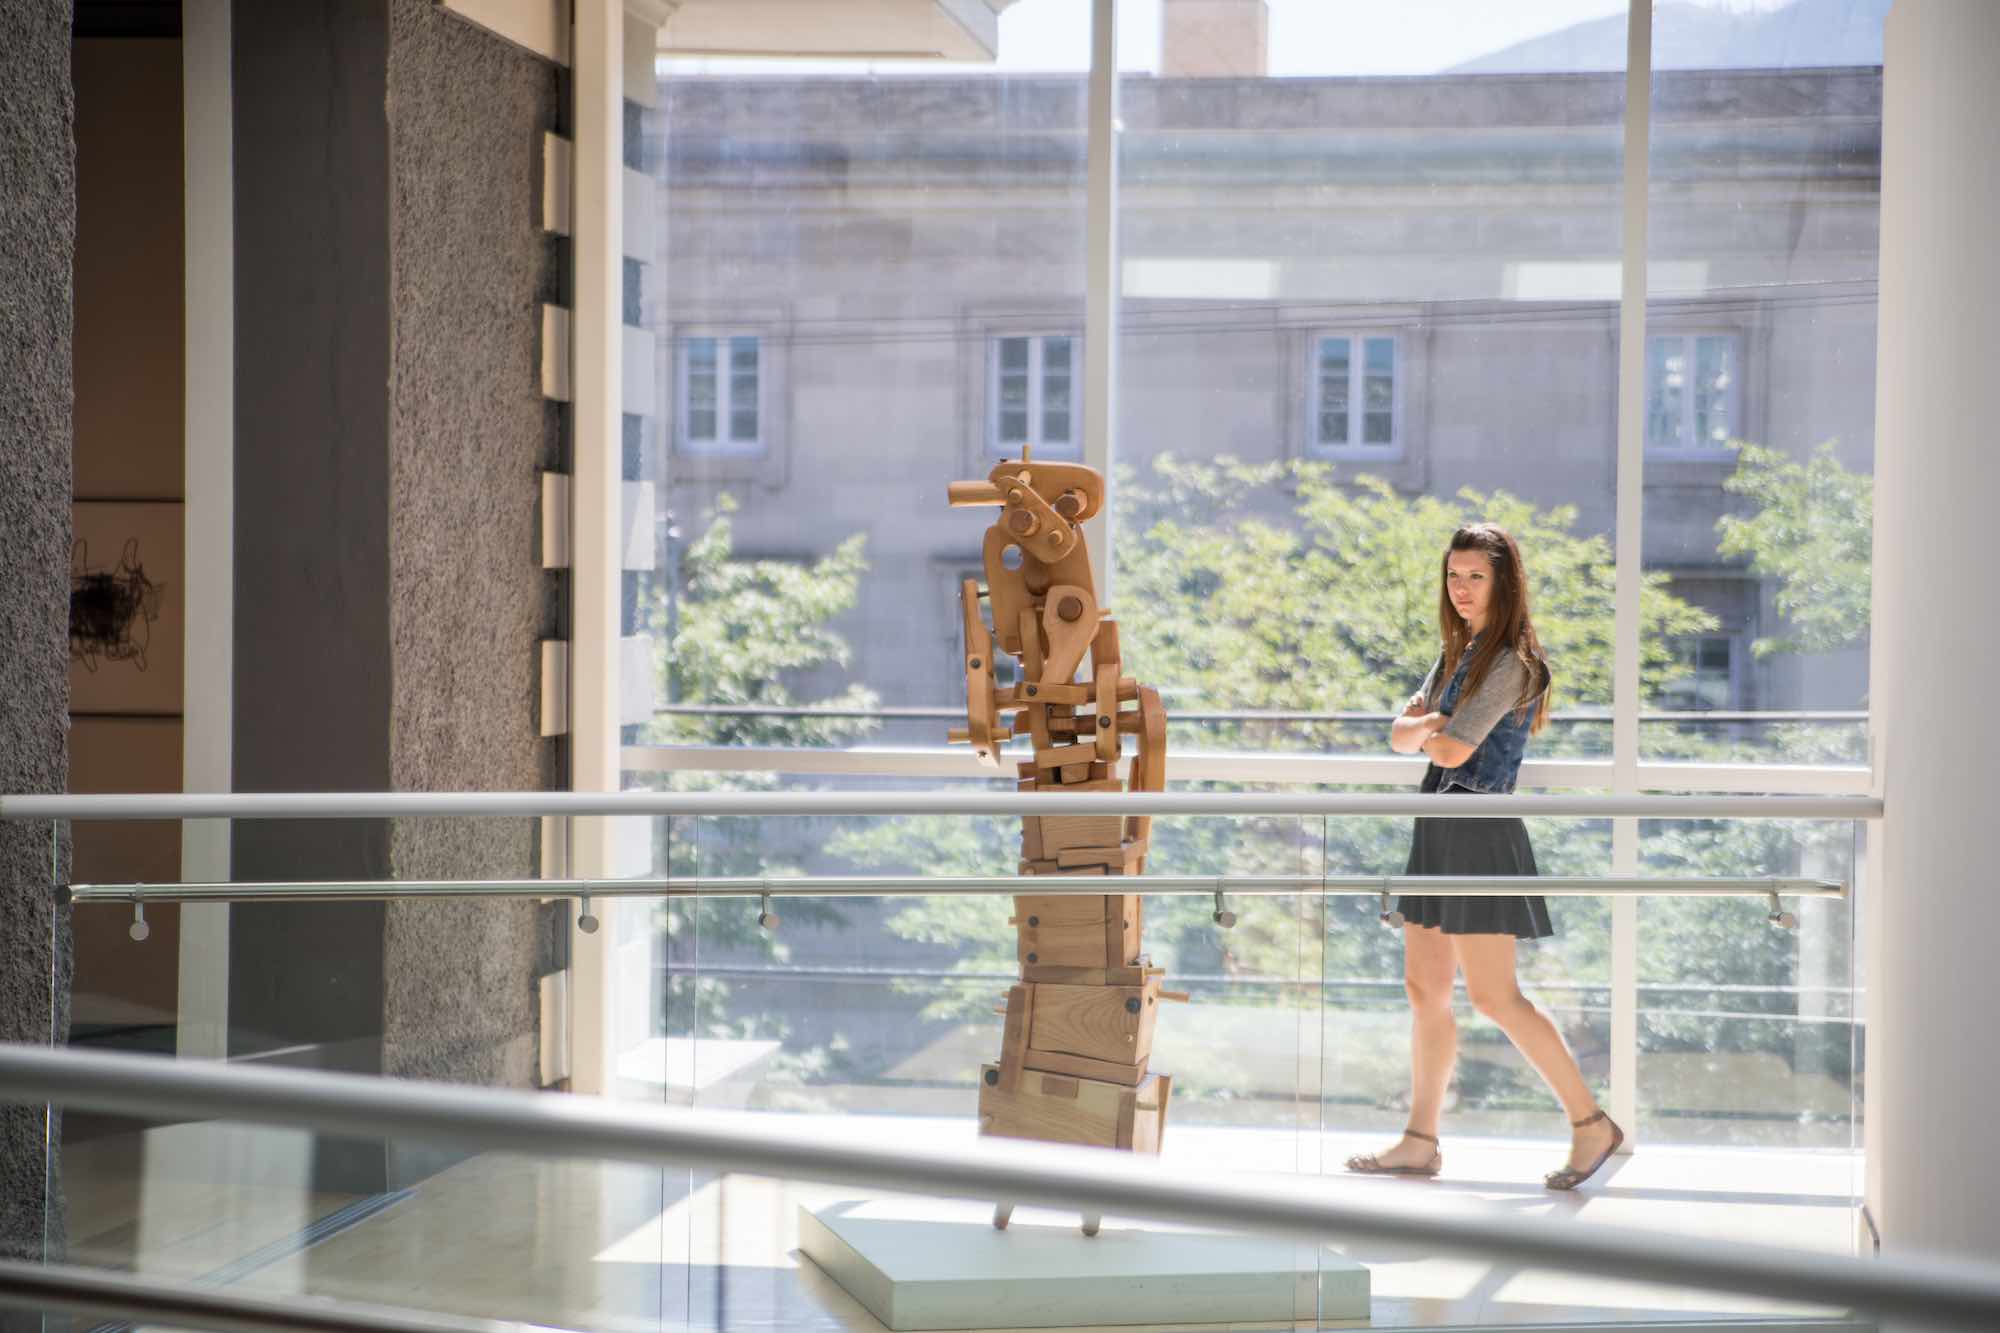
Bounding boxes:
[0,0,75,1269]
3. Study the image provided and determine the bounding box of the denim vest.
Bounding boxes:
[1433,649,1543,795]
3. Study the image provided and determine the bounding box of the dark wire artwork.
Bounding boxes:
[70,537,164,673]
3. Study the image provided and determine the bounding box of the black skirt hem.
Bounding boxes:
[1398,766,1555,941]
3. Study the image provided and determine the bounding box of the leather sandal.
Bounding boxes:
[1544,1109,1624,1191]
[1344,1129,1442,1178]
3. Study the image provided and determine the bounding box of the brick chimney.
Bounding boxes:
[1161,0,1269,78]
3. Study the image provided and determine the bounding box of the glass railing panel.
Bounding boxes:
[53,822,623,1321]
[1635,816,1863,1261]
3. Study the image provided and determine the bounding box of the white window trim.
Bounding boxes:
[677,331,764,456]
[1305,331,1404,460]
[1644,330,1744,459]
[987,333,1083,458]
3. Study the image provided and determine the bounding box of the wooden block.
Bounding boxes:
[1116,1087,1138,1149]
[1003,682,1092,706]
[1093,663,1120,762]
[1040,778,1125,794]
[1127,684,1167,846]
[1132,1080,1164,1154]
[1055,841,1145,871]
[1090,619,1121,675]
[1090,761,1111,781]
[1020,817,1045,862]
[1017,608,1045,681]
[1059,762,1093,784]
[1104,892,1142,966]
[1037,812,1125,855]
[1013,894,1106,928]
[978,1064,1161,1152]
[1149,1072,1173,1151]
[1034,743,1097,769]
[1018,920,1120,967]
[1023,961,1154,986]
[1024,1048,1147,1087]
[1026,978,1162,1066]
[997,983,1033,1092]
[1017,858,1061,875]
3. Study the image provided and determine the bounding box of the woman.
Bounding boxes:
[1344,522,1623,1191]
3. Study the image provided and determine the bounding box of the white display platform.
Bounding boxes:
[797,1198,1369,1331]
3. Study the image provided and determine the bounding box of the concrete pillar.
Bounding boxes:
[1869,0,2000,1268]
[0,0,75,1269]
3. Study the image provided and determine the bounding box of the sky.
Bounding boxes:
[661,0,1806,79]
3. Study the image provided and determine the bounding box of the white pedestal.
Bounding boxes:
[797,1199,1369,1331]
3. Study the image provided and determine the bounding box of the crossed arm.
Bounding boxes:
[1388,691,1476,768]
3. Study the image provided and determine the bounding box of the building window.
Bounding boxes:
[1656,634,1738,712]
[1646,333,1741,454]
[1309,334,1400,455]
[989,335,1080,457]
[679,334,762,454]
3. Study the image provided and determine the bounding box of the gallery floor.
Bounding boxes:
[57,1115,1858,1331]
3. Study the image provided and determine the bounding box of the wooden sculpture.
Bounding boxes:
[947,456,1183,1236]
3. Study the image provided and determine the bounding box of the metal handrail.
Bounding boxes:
[648,700,1864,720]
[651,702,1869,724]
[61,873,1845,905]
[0,1043,1990,1327]
[0,790,1883,820]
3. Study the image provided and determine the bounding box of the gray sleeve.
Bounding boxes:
[1443,654,1529,748]
[1417,655,1443,709]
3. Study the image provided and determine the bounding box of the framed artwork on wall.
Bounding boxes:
[69,500,184,716]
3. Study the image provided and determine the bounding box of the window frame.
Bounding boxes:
[986,333,1084,459]
[676,331,766,457]
[1644,330,1745,459]
[1305,331,1405,461]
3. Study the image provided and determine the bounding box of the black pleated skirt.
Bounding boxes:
[1397,765,1555,939]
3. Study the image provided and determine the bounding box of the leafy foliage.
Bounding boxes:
[1717,442,1873,659]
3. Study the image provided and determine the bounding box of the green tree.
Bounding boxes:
[1716,442,1872,659]
[636,497,881,1078]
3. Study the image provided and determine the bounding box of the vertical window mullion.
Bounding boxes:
[1350,337,1365,448]
[1680,334,1696,451]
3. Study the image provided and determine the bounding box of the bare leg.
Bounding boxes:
[1454,933,1616,1173]
[1348,922,1458,1170]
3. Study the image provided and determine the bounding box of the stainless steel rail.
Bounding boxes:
[0,1257,537,1333]
[62,873,1846,905]
[651,702,1868,724]
[0,790,1884,820]
[0,1044,1988,1327]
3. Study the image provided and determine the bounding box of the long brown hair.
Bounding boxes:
[1437,523,1552,735]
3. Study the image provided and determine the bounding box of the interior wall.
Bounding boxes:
[69,37,188,1052]
[228,0,394,1082]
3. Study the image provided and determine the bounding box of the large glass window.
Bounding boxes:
[1642,2,1880,767]
[603,2,1883,1275]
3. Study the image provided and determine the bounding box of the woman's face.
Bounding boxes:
[1445,548,1496,630]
